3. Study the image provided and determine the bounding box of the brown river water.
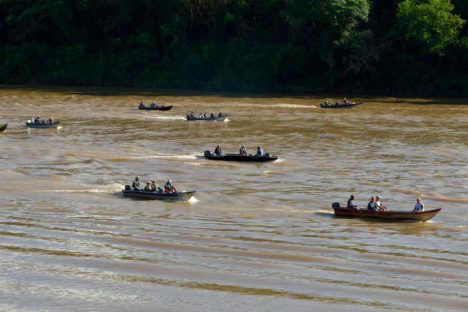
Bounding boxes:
[0,87,467,311]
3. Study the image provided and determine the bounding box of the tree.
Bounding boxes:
[396,0,465,55]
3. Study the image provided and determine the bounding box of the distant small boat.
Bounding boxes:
[332,206,441,222]
[25,120,60,129]
[0,123,7,132]
[187,115,226,121]
[138,104,173,111]
[204,150,278,162]
[320,102,363,109]
[122,188,195,201]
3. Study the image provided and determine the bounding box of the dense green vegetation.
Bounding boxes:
[0,0,466,96]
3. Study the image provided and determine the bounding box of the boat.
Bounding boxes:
[0,123,7,132]
[204,150,278,162]
[320,102,363,109]
[122,187,195,201]
[187,115,226,121]
[138,104,173,111]
[332,205,441,222]
[25,120,61,128]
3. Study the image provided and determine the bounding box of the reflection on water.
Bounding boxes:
[0,87,467,311]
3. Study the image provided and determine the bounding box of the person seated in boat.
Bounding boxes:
[210,112,215,118]
[256,146,264,157]
[347,194,357,209]
[218,112,224,117]
[413,197,424,212]
[367,196,377,210]
[164,180,177,193]
[323,98,330,106]
[150,101,157,109]
[343,97,349,104]
[334,101,340,106]
[139,101,145,108]
[132,176,141,191]
[375,196,388,211]
[188,111,194,117]
[144,181,152,192]
[34,116,40,124]
[203,112,207,118]
[214,145,222,156]
[199,113,203,118]
[239,145,247,156]
[47,117,54,124]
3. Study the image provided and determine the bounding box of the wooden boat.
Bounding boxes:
[320,102,363,109]
[187,115,226,121]
[25,120,60,128]
[332,206,441,222]
[204,150,278,162]
[138,104,173,111]
[122,188,195,201]
[0,123,7,132]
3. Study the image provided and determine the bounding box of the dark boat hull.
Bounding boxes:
[187,116,226,121]
[204,150,278,162]
[138,105,173,111]
[320,102,363,109]
[25,121,60,128]
[0,123,7,132]
[122,189,195,201]
[333,207,441,221]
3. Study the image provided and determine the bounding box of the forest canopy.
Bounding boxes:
[0,0,466,96]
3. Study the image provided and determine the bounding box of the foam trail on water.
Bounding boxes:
[189,196,199,204]
[145,116,186,121]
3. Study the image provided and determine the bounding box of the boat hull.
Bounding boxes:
[138,105,173,111]
[333,207,441,221]
[204,150,278,162]
[320,102,363,109]
[187,116,226,121]
[25,121,60,128]
[0,123,7,132]
[122,189,195,201]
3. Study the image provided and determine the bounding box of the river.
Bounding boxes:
[0,87,467,311]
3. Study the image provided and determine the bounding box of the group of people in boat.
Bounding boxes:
[131,176,177,193]
[346,194,425,212]
[213,145,264,156]
[139,100,159,109]
[32,116,55,124]
[322,98,350,107]
[187,112,225,119]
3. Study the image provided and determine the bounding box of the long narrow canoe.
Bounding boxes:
[25,121,61,128]
[333,207,441,221]
[0,123,7,132]
[122,189,195,201]
[320,102,363,109]
[204,150,278,162]
[187,115,226,121]
[138,105,173,111]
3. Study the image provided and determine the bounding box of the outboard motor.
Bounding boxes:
[332,202,341,208]
[124,185,131,191]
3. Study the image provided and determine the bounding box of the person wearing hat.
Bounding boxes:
[414,197,425,212]
[214,145,222,156]
[132,176,140,191]
[375,196,388,211]
[367,196,377,211]
[144,181,152,192]
[239,145,247,156]
[164,179,177,193]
